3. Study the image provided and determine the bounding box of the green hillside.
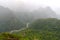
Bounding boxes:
[0,6,25,32]
[0,18,60,40]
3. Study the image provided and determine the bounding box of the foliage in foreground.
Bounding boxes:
[0,18,60,40]
[0,29,60,40]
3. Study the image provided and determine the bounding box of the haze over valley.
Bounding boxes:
[0,0,60,40]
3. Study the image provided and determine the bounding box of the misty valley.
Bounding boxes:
[0,6,60,40]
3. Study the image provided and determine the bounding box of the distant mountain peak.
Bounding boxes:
[32,7,56,19]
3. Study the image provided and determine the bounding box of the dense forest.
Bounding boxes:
[0,6,57,32]
[0,6,60,40]
[0,18,60,40]
[0,6,25,32]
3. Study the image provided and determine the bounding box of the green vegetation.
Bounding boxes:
[0,17,24,32]
[0,18,60,40]
[0,6,25,32]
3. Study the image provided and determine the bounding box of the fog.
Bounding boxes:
[0,0,60,14]
[1,0,60,39]
[0,0,60,20]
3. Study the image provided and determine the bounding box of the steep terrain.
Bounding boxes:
[0,18,60,40]
[32,7,56,19]
[0,6,24,32]
[15,7,57,23]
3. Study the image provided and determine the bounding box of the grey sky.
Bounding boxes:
[0,0,60,14]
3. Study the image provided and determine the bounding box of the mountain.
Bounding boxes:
[0,6,24,32]
[30,18,59,30]
[32,7,56,20]
[0,18,60,40]
[54,9,60,19]
[15,7,57,23]
[0,6,13,21]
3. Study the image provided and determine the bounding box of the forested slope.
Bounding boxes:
[0,18,60,40]
[0,6,24,32]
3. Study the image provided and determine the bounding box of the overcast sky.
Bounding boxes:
[0,0,60,14]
